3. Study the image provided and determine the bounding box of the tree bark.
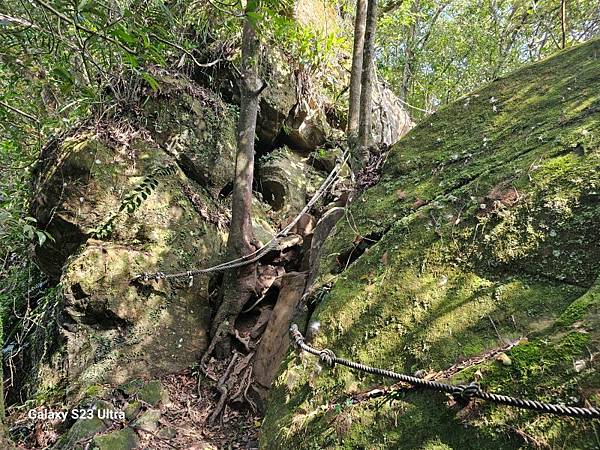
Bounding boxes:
[210,1,262,357]
[347,0,367,139]
[252,272,307,410]
[400,0,418,102]
[560,0,567,49]
[356,0,378,163]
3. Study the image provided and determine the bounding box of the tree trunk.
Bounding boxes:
[356,0,378,165]
[560,0,567,49]
[347,0,367,139]
[400,0,418,102]
[210,1,262,357]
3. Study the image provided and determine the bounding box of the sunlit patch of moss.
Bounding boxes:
[262,38,600,449]
[556,276,600,327]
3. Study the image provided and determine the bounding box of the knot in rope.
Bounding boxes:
[135,271,166,282]
[319,349,337,368]
[451,382,481,402]
[289,324,304,348]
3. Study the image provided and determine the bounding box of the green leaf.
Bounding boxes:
[123,53,139,68]
[111,26,136,45]
[141,72,159,92]
[52,67,73,84]
[35,230,47,246]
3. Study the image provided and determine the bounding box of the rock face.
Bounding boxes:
[20,0,413,434]
[256,55,413,152]
[371,83,413,146]
[257,147,325,218]
[261,39,600,449]
[27,77,245,390]
[253,2,413,152]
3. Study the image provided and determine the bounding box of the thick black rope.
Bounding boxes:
[289,324,600,419]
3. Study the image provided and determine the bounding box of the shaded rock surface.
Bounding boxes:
[26,77,248,392]
[261,39,600,449]
[257,147,325,218]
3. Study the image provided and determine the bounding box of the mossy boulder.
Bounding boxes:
[52,400,115,450]
[137,380,169,407]
[261,39,600,449]
[26,75,276,394]
[92,428,139,450]
[123,401,142,421]
[257,147,325,219]
[132,408,161,432]
[52,417,107,450]
[141,74,238,196]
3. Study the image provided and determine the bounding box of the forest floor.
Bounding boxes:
[138,370,262,450]
[7,367,262,449]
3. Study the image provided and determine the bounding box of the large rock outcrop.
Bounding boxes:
[261,39,600,449]
[253,0,412,152]
[256,53,413,153]
[257,147,325,218]
[26,77,269,391]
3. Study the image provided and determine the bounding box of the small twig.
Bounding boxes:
[150,33,228,69]
[0,99,40,124]
[488,314,506,345]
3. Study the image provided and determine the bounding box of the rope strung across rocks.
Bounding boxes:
[132,150,349,282]
[289,324,600,419]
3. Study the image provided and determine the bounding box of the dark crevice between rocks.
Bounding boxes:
[234,285,280,350]
[259,180,286,211]
[176,153,211,188]
[33,216,88,283]
[218,181,234,199]
[334,226,392,274]
[65,304,132,331]
[71,282,89,300]
[64,283,132,330]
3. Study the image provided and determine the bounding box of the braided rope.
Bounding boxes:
[289,324,600,419]
[132,150,349,282]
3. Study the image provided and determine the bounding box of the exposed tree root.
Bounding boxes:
[209,352,239,424]
[209,351,256,425]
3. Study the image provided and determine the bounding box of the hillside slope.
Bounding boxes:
[261,39,600,449]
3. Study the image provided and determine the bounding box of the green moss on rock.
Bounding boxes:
[262,39,600,449]
[52,417,107,450]
[137,380,168,407]
[92,428,139,450]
